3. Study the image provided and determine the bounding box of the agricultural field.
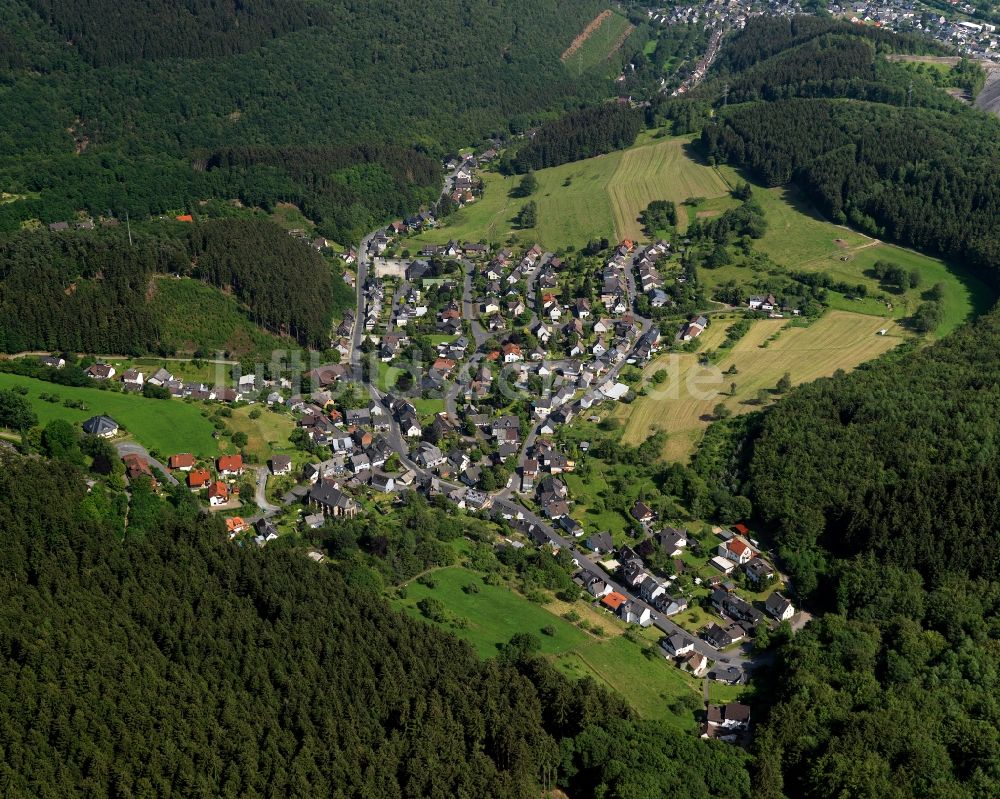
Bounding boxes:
[394,566,705,726]
[414,135,728,251]
[561,9,634,77]
[617,311,902,461]
[0,372,219,456]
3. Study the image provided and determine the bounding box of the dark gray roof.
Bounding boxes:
[82,415,118,435]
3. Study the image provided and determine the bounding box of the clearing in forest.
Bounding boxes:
[562,10,633,76]
[617,311,902,461]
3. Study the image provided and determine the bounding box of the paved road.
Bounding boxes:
[444,257,489,418]
[349,230,377,372]
[115,442,179,486]
[255,466,280,513]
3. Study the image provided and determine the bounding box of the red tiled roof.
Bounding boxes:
[187,469,211,488]
[169,453,195,469]
[601,591,627,611]
[208,481,229,500]
[217,454,243,472]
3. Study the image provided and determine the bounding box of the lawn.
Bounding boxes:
[0,373,219,456]
[394,566,702,726]
[222,405,296,463]
[562,10,634,77]
[617,311,902,461]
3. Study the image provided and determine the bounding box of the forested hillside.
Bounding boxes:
[0,220,334,353]
[686,18,1000,799]
[0,454,748,797]
[0,0,612,241]
[699,20,1000,283]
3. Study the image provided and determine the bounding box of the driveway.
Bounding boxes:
[115,442,178,486]
[255,466,280,514]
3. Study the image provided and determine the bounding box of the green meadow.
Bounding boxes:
[394,565,707,726]
[0,372,219,456]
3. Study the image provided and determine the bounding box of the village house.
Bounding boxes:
[680,315,708,341]
[208,481,230,506]
[187,468,211,490]
[217,454,244,478]
[719,537,755,565]
[121,369,144,390]
[765,591,795,621]
[82,415,119,438]
[168,453,195,472]
[85,363,116,381]
[308,480,360,518]
[39,355,66,369]
[702,703,751,743]
[122,454,156,488]
[662,633,696,658]
[270,455,292,476]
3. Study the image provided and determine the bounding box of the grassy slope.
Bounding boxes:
[617,311,901,461]
[563,10,634,78]
[394,566,704,726]
[0,372,219,455]
[713,167,989,337]
[415,135,729,251]
[150,277,291,358]
[608,135,730,239]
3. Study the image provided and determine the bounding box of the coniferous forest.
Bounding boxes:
[0,455,748,798]
[0,0,613,242]
[685,18,1000,799]
[0,220,334,352]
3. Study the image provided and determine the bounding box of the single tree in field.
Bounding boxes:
[756,388,770,405]
[776,372,792,393]
[515,171,538,198]
[713,402,731,420]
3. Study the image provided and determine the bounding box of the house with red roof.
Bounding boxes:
[169,453,195,471]
[601,591,628,612]
[502,343,523,363]
[217,454,244,477]
[718,537,755,565]
[187,469,211,490]
[208,481,229,506]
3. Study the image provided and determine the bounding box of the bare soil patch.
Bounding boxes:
[561,10,612,61]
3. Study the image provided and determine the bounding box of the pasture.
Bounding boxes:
[618,311,902,461]
[0,372,220,456]
[394,566,703,726]
[413,135,729,251]
[708,169,987,337]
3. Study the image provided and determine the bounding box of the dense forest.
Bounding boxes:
[503,104,645,173]
[699,22,1000,284]
[698,310,1000,799]
[685,18,1000,798]
[0,453,749,797]
[0,0,613,241]
[0,220,333,353]
[24,0,325,65]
